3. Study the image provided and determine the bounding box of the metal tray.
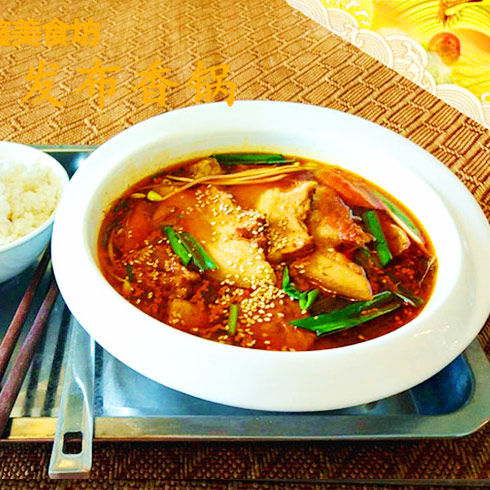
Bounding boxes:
[1,146,490,442]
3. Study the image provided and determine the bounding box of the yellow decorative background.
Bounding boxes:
[320,0,490,101]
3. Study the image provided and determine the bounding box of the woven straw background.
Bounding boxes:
[0,0,489,483]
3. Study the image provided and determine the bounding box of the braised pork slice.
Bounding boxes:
[200,187,276,288]
[255,181,317,262]
[308,186,372,249]
[291,249,373,301]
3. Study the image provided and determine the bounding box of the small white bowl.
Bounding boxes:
[0,142,69,283]
[52,101,490,411]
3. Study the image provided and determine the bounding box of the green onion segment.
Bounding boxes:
[211,153,295,165]
[311,301,401,336]
[282,265,301,300]
[363,210,393,266]
[163,226,192,266]
[299,289,319,310]
[283,266,319,310]
[163,226,217,271]
[291,291,400,336]
[228,304,239,334]
[179,232,218,271]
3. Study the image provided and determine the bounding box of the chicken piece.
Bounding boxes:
[292,249,373,301]
[200,187,276,288]
[308,186,372,249]
[166,298,209,331]
[255,181,317,262]
[385,223,410,256]
[283,325,317,351]
[232,283,315,351]
[130,241,200,298]
[253,319,316,351]
[187,157,223,178]
[205,240,276,288]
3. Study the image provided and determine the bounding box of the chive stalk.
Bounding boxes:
[283,267,319,309]
[363,210,393,266]
[228,304,239,334]
[179,232,218,271]
[301,301,401,336]
[164,226,217,271]
[211,153,295,165]
[282,266,301,300]
[163,226,192,266]
[299,289,319,310]
[291,291,394,330]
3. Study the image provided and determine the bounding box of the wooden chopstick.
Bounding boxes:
[0,247,51,382]
[0,278,59,437]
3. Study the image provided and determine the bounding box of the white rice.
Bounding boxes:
[0,159,62,246]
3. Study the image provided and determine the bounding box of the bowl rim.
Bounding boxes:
[51,100,490,411]
[0,141,69,253]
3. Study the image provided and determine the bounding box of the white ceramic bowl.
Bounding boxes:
[0,142,69,283]
[52,101,490,411]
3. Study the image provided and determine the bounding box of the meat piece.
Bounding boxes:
[204,187,266,244]
[166,298,209,330]
[254,319,316,351]
[385,223,410,256]
[154,245,201,296]
[187,158,223,178]
[308,186,372,249]
[200,187,276,288]
[205,240,276,288]
[255,181,317,262]
[292,249,373,301]
[235,284,315,351]
[283,325,317,351]
[130,241,200,298]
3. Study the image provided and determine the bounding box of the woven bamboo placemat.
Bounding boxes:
[0,0,489,482]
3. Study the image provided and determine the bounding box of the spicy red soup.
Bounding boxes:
[97,153,437,351]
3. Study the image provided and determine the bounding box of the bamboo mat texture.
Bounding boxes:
[0,0,489,482]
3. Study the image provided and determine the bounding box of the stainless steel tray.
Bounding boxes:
[1,146,490,442]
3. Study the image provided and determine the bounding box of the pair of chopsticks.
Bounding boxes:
[0,247,59,437]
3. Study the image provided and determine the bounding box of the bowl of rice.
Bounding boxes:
[0,142,68,283]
